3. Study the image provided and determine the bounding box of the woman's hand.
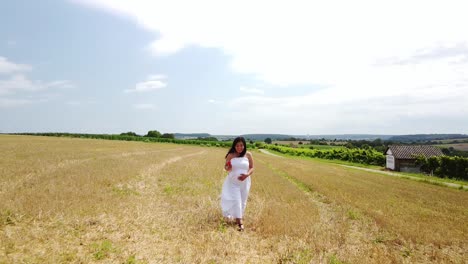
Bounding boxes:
[238,174,249,181]
[224,161,232,171]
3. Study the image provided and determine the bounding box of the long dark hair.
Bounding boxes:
[225,136,247,158]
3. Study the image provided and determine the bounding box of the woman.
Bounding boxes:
[221,136,254,231]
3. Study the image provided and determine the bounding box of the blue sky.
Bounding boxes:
[1,0,467,135]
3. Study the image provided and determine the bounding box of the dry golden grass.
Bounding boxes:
[1,135,467,263]
[257,153,468,263]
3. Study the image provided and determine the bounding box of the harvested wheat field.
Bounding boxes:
[1,135,467,263]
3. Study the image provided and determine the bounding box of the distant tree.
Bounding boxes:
[298,141,303,145]
[372,138,383,147]
[249,140,254,144]
[264,138,272,144]
[145,130,162,138]
[441,148,451,155]
[161,133,175,139]
[374,146,386,153]
[120,132,138,136]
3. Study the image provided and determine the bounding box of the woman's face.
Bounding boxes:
[235,141,245,154]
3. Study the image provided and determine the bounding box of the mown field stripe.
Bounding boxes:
[260,148,468,190]
[258,159,314,195]
[340,165,468,190]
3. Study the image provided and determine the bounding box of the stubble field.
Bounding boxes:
[0,135,467,263]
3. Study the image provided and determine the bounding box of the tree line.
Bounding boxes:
[15,132,240,148]
[120,130,175,139]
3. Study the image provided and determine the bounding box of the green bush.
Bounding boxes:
[255,142,266,148]
[265,144,385,166]
[416,155,468,180]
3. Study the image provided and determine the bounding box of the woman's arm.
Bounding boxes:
[245,152,254,176]
[224,153,232,171]
[238,152,254,181]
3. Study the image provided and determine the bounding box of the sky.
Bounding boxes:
[1,0,467,136]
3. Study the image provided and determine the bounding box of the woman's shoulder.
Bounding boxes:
[245,151,253,158]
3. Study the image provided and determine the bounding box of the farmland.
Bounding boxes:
[434,143,468,151]
[1,135,467,263]
[273,141,343,150]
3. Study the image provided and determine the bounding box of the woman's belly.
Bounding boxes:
[229,169,248,185]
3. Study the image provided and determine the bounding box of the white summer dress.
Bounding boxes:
[221,156,251,219]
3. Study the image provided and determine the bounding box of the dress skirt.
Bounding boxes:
[220,157,251,219]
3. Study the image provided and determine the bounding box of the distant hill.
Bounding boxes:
[173,133,468,142]
[388,134,468,143]
[174,133,211,139]
[240,134,294,141]
[240,134,395,141]
[306,134,395,140]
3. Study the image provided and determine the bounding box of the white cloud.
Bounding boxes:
[125,74,167,93]
[0,74,73,95]
[0,56,31,74]
[47,80,74,89]
[73,0,468,133]
[0,57,74,105]
[240,86,264,95]
[227,86,468,134]
[207,99,225,105]
[134,103,156,110]
[73,0,468,90]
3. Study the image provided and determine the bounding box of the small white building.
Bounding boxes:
[385,145,443,172]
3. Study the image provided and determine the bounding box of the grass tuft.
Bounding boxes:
[124,255,139,264]
[329,254,345,264]
[91,240,114,260]
[401,247,412,258]
[278,249,314,264]
[112,185,140,196]
[347,209,361,220]
[372,235,386,244]
[1,210,15,226]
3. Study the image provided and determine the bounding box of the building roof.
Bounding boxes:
[385,145,444,159]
